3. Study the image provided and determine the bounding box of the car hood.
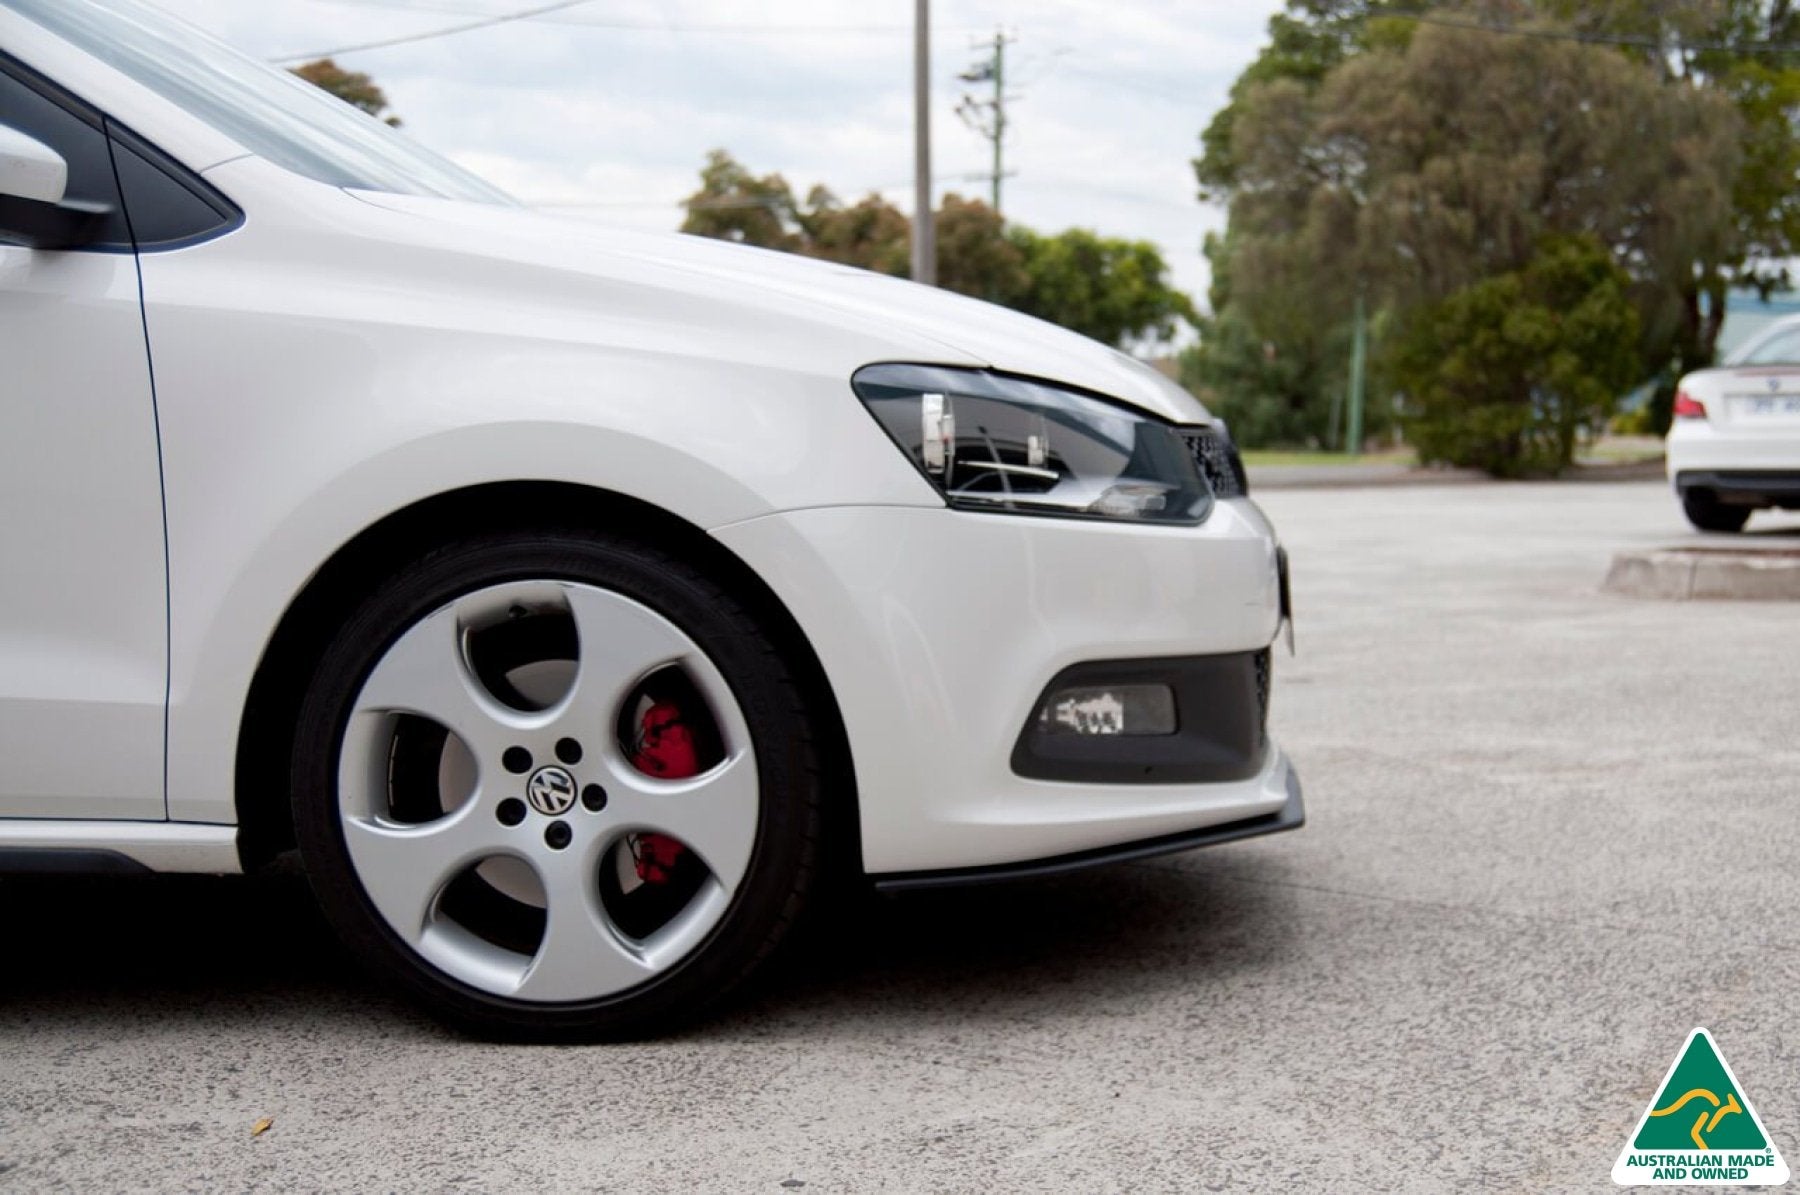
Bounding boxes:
[346,191,1210,426]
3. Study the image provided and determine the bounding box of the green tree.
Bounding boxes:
[679,149,800,250]
[290,58,401,126]
[934,193,1030,302]
[1190,7,1406,447]
[679,153,1194,348]
[1391,235,1642,476]
[1179,276,1362,448]
[1201,2,1800,437]
[1197,1,1407,198]
[1180,216,1370,448]
[797,187,912,276]
[1196,12,1738,446]
[1009,226,1197,348]
[1546,0,1800,411]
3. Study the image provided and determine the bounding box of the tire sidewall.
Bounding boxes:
[1682,490,1751,533]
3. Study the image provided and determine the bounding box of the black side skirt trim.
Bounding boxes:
[871,766,1304,892]
[0,848,153,876]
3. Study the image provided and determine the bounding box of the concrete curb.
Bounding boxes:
[1250,459,1664,492]
[1602,547,1800,600]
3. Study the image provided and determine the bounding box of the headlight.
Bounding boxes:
[852,364,1213,525]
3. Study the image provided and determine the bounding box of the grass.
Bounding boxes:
[1575,435,1664,465]
[1240,448,1414,467]
[1241,437,1664,469]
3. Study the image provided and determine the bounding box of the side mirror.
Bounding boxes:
[0,123,108,250]
[0,122,68,202]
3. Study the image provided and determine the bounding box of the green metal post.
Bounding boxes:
[1346,293,1367,457]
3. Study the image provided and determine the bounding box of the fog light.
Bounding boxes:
[1038,684,1176,736]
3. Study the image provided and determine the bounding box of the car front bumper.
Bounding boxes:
[711,499,1299,877]
[872,761,1303,890]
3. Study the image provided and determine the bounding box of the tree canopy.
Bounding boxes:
[290,58,402,126]
[1392,234,1643,476]
[679,150,1194,348]
[1189,2,1788,459]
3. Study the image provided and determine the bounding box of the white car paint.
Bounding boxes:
[0,0,1295,879]
[0,123,65,201]
[714,504,1288,872]
[0,188,167,820]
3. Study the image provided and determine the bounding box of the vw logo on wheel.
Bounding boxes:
[525,765,577,816]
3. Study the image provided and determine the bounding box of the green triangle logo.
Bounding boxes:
[1613,1028,1789,1186]
[1634,1032,1766,1151]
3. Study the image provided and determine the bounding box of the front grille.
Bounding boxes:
[1183,426,1249,498]
[1253,647,1271,744]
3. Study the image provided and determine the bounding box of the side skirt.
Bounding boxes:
[0,821,240,874]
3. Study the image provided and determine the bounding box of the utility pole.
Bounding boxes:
[957,29,1016,215]
[911,0,936,286]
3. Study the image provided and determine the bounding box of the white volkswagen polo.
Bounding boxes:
[0,0,1300,1037]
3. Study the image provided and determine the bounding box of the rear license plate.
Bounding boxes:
[1731,394,1800,418]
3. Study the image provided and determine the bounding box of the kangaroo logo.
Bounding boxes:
[1613,1028,1789,1186]
[1648,1086,1744,1151]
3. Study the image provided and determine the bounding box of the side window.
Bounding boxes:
[1742,328,1800,366]
[107,126,240,250]
[0,58,132,250]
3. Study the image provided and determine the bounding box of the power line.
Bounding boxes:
[273,0,597,62]
[1005,44,1072,90]
[300,0,983,40]
[1381,8,1800,56]
[278,0,1800,73]
[522,172,1002,213]
[1057,63,1207,107]
[1009,177,1202,211]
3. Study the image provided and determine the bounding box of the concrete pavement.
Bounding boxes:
[2,480,1797,1192]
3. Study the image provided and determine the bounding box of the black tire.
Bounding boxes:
[1682,489,1751,534]
[289,528,822,1040]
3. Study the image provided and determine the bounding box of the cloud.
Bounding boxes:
[149,0,1283,313]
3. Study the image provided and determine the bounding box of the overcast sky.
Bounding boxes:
[150,0,1285,310]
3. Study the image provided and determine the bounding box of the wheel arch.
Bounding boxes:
[233,481,862,878]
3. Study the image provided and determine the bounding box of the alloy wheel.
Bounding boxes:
[334,579,758,1003]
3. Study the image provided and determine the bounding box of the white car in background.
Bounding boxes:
[1667,313,1800,532]
[0,0,1298,1038]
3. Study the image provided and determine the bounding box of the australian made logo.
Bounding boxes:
[1613,1028,1789,1186]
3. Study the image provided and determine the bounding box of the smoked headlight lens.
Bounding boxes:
[852,364,1212,525]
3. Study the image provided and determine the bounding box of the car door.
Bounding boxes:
[0,56,167,819]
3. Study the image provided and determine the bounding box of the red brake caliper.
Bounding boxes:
[628,701,697,884]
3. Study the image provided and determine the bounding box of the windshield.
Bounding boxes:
[5,0,514,204]
[1724,321,1800,367]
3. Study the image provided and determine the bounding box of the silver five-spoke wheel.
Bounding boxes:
[290,531,822,1038]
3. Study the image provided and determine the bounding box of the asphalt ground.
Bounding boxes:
[3,480,1798,1192]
